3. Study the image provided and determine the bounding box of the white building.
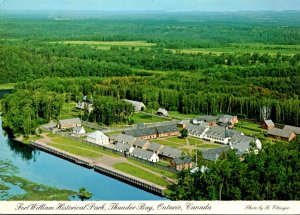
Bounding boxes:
[202,126,236,144]
[186,124,209,139]
[123,99,146,112]
[86,131,109,145]
[73,126,86,134]
[131,148,160,163]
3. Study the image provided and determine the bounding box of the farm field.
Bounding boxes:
[176,43,300,55]
[56,40,156,47]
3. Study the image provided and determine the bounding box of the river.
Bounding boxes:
[0,116,165,200]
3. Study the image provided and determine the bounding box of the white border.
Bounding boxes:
[0,201,299,214]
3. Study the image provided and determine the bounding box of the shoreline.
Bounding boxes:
[29,140,166,197]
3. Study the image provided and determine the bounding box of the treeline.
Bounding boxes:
[0,46,132,83]
[12,69,300,127]
[1,11,300,46]
[1,90,65,137]
[167,139,300,200]
[1,88,134,136]
[1,42,300,83]
[84,96,134,125]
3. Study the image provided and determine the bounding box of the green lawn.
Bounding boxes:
[105,131,122,137]
[168,111,198,120]
[60,102,81,119]
[0,83,15,90]
[48,143,103,158]
[166,137,186,144]
[51,137,120,157]
[22,135,42,144]
[237,120,262,130]
[235,127,262,137]
[130,113,170,124]
[154,139,182,148]
[113,163,169,187]
[128,159,176,179]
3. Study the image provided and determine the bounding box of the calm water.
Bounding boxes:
[0,117,165,200]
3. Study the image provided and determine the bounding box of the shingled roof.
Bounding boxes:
[205,126,238,138]
[230,133,255,145]
[147,142,162,152]
[156,124,178,134]
[283,125,300,135]
[88,130,107,139]
[131,148,156,160]
[230,133,256,155]
[124,124,178,138]
[114,142,133,152]
[59,118,81,127]
[218,114,236,124]
[264,120,275,127]
[173,157,193,165]
[201,146,230,161]
[124,127,157,137]
[110,134,137,145]
[186,124,207,136]
[267,128,294,139]
[159,146,182,158]
[133,139,150,148]
[195,115,218,123]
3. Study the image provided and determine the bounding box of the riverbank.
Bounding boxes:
[30,139,167,196]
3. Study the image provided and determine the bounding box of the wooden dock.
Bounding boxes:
[30,141,165,196]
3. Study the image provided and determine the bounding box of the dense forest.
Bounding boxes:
[1,10,300,201]
[167,139,300,200]
[1,11,300,134]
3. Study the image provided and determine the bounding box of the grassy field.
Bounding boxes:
[130,113,170,124]
[0,83,15,90]
[174,43,300,55]
[166,137,186,144]
[57,40,157,47]
[60,102,81,119]
[105,131,122,137]
[50,137,119,157]
[237,120,262,130]
[168,111,198,120]
[128,159,176,179]
[154,139,182,148]
[22,135,42,144]
[113,163,169,187]
[48,143,103,158]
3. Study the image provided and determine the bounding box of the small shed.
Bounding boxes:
[86,131,109,145]
[73,126,86,134]
[261,119,275,129]
[131,148,160,163]
[157,108,169,117]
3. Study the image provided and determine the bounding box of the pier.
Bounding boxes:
[30,140,165,196]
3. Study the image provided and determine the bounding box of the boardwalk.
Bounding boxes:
[30,140,165,196]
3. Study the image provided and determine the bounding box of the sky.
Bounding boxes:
[0,0,300,11]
